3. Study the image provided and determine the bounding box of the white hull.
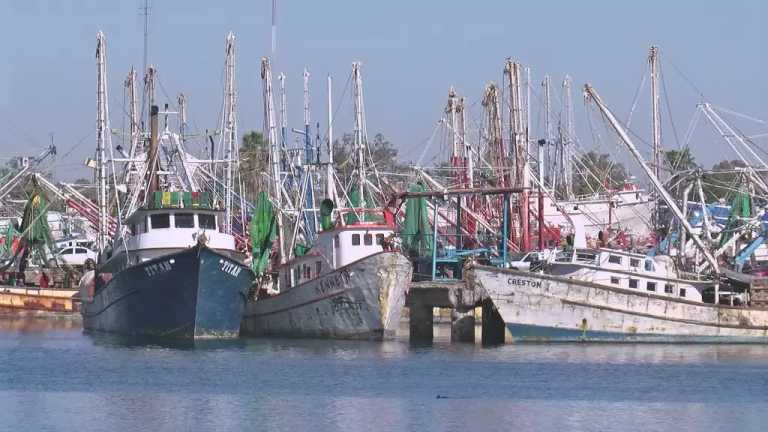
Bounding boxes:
[242,252,412,340]
[468,265,768,342]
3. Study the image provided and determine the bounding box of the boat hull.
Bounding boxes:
[242,252,412,340]
[468,265,768,343]
[81,245,253,339]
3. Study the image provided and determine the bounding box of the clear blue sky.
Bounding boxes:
[1,0,765,180]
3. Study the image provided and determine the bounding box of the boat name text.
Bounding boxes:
[315,270,351,295]
[507,278,542,288]
[145,260,173,277]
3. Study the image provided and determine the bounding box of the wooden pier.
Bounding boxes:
[406,280,505,344]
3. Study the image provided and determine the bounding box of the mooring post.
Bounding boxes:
[409,304,434,343]
[451,309,475,343]
[481,300,505,345]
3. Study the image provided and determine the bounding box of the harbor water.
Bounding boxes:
[1,317,767,432]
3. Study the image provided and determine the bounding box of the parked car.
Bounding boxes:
[505,249,558,271]
[56,246,96,266]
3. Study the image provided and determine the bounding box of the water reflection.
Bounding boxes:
[0,314,81,333]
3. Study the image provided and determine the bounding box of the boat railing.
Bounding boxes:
[407,231,495,281]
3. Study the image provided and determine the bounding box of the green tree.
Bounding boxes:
[331,132,404,183]
[239,131,268,200]
[702,159,748,201]
[573,151,628,196]
[663,148,698,172]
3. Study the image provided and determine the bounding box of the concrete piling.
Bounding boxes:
[481,300,505,345]
[409,304,434,342]
[450,309,475,343]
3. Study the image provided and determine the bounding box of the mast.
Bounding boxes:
[278,73,288,154]
[123,68,140,191]
[352,62,366,210]
[303,68,317,238]
[303,69,312,164]
[223,32,236,234]
[95,31,110,253]
[326,75,335,202]
[504,58,530,251]
[649,46,662,232]
[178,93,187,145]
[649,46,662,182]
[261,58,286,263]
[144,66,156,126]
[562,75,575,199]
[446,87,463,187]
[147,105,160,198]
[542,75,553,187]
[584,84,719,274]
[458,96,472,187]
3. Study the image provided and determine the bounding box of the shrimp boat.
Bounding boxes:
[242,208,411,339]
[468,82,768,343]
[81,196,253,339]
[80,33,253,339]
[468,248,768,342]
[241,60,412,340]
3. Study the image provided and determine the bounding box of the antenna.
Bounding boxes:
[140,0,151,125]
[271,0,277,53]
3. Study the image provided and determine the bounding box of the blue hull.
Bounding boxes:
[82,246,253,339]
[507,323,768,344]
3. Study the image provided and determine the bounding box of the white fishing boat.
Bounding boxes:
[242,211,411,339]
[537,185,653,241]
[468,247,768,343]
[241,60,412,340]
[467,74,768,343]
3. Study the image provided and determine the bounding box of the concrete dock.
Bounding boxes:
[406,280,505,344]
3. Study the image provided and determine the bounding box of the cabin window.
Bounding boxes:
[644,259,655,272]
[629,279,638,289]
[174,213,195,228]
[576,252,596,262]
[334,236,340,247]
[75,248,88,254]
[664,284,674,294]
[364,234,373,246]
[304,265,310,279]
[647,282,656,292]
[199,214,216,230]
[293,267,301,283]
[315,261,322,276]
[284,273,291,289]
[679,288,687,298]
[610,276,620,285]
[137,221,146,234]
[608,255,622,265]
[630,258,640,267]
[150,213,170,229]
[352,234,361,246]
[376,234,385,245]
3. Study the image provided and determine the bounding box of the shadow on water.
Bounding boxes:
[84,331,248,351]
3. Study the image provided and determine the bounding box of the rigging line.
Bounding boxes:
[59,130,96,160]
[664,56,707,102]
[323,71,353,144]
[712,105,767,125]
[682,106,702,150]
[659,61,681,150]
[625,70,647,128]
